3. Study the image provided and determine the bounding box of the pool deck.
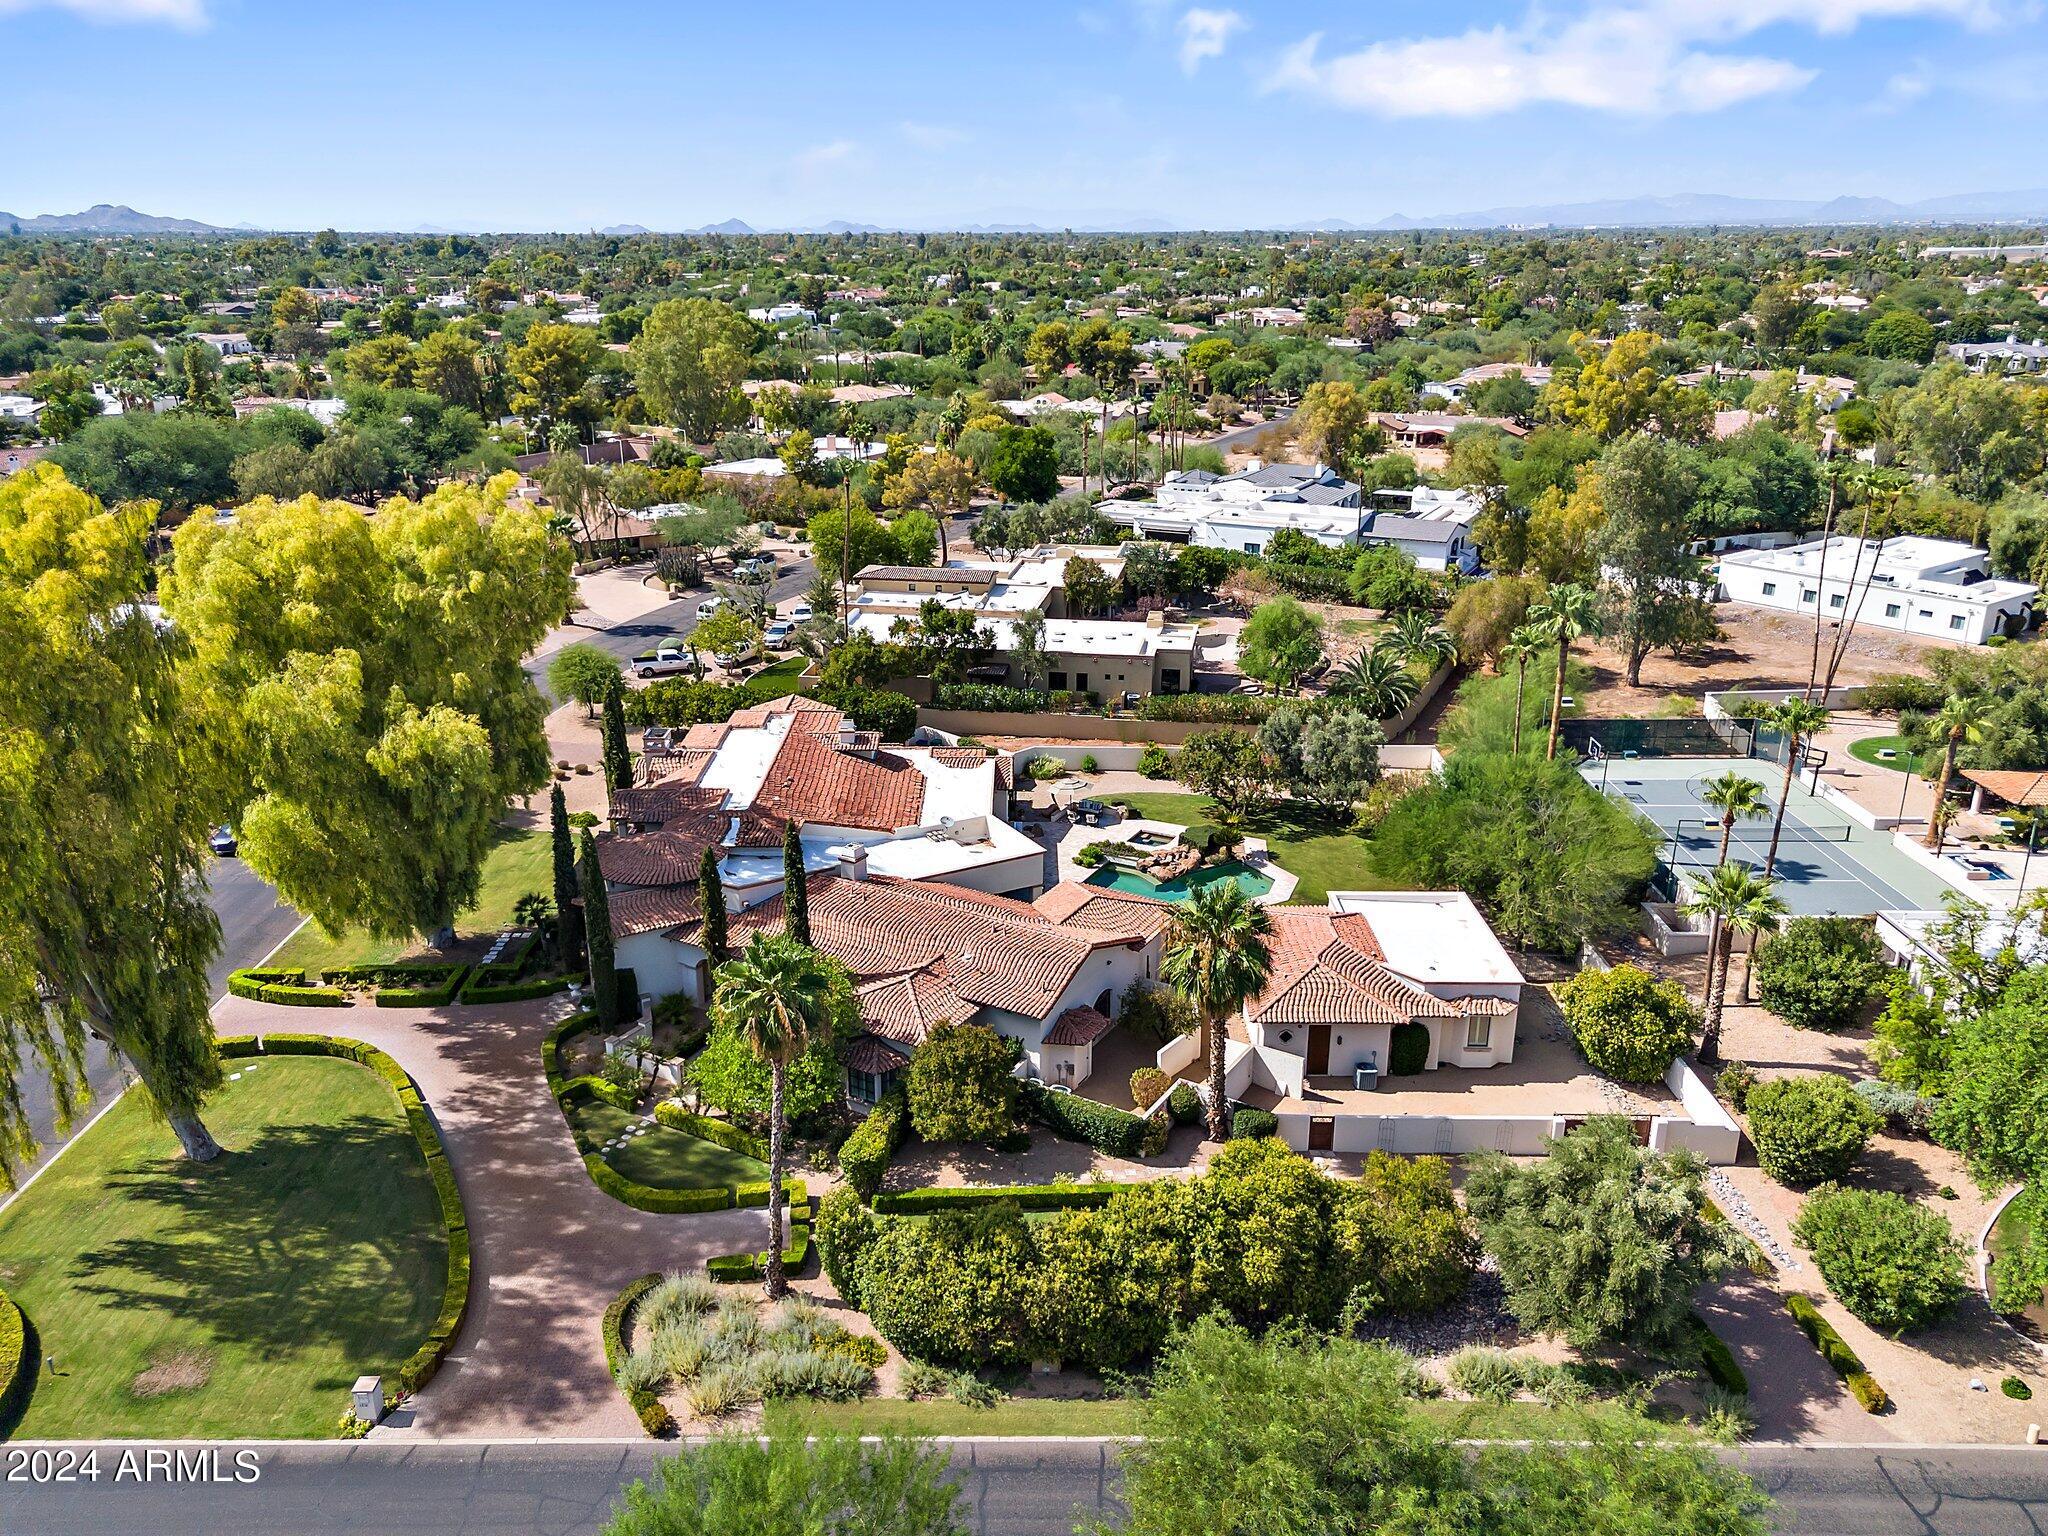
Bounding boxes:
[1054,815,1299,903]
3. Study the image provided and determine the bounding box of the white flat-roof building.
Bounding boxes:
[1716,536,2037,645]
[1133,461,1365,554]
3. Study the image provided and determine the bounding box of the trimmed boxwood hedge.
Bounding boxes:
[872,1183,1117,1215]
[227,967,347,1006]
[215,1032,469,1399]
[0,1289,29,1432]
[1785,1293,1890,1413]
[1020,1079,1154,1158]
[653,1101,769,1161]
[707,1222,812,1283]
[1389,1022,1430,1076]
[459,969,576,1005]
[1230,1106,1279,1141]
[839,1091,909,1201]
[1686,1312,1748,1395]
[600,1273,673,1437]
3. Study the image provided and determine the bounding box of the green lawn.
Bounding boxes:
[561,1096,767,1190]
[1103,791,1399,904]
[1847,734,1933,776]
[748,656,812,690]
[0,1057,447,1439]
[274,826,554,973]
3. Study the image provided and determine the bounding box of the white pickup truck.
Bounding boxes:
[631,642,696,679]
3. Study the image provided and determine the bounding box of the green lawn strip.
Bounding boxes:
[748,656,812,690]
[765,1395,1686,1440]
[0,1056,446,1439]
[1101,790,1396,903]
[560,1094,767,1191]
[1846,735,1933,776]
[274,827,553,973]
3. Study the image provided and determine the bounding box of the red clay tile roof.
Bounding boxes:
[726,694,844,731]
[809,877,1145,1018]
[608,779,722,828]
[751,731,927,833]
[594,823,723,887]
[931,748,991,769]
[1034,882,1173,944]
[855,957,970,1046]
[609,885,707,940]
[994,756,1014,790]
[1248,907,1447,1028]
[1043,1004,1115,1046]
[845,1036,911,1073]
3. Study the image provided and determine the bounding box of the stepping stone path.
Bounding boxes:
[478,927,532,966]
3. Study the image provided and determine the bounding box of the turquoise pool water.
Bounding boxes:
[1084,859,1273,902]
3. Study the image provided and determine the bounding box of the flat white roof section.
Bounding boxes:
[698,711,794,808]
[1328,890,1524,987]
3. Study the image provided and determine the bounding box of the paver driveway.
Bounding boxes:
[212,992,783,1438]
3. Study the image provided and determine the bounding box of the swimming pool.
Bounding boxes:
[1084,859,1274,902]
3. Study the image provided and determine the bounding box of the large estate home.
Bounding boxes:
[597,695,1164,1097]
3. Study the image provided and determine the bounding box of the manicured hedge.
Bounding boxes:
[0,1290,28,1431]
[1785,1293,1890,1413]
[363,964,470,1009]
[600,1274,673,1437]
[1020,1079,1152,1158]
[1389,1022,1431,1077]
[735,1177,809,1209]
[935,684,1089,713]
[653,1101,770,1161]
[1686,1312,1748,1395]
[227,967,346,1006]
[707,1223,812,1283]
[1230,1107,1279,1141]
[873,1184,1117,1215]
[541,1010,607,1093]
[839,1091,910,1201]
[216,1033,469,1398]
[459,970,575,1005]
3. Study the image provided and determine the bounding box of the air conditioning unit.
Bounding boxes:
[1353,1060,1380,1092]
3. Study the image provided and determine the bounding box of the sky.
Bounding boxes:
[3,0,2047,230]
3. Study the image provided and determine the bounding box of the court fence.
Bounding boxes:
[1563,716,1756,760]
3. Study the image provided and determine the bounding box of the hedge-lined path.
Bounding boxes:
[212,993,779,1439]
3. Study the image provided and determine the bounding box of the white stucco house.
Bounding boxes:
[1715,535,2037,645]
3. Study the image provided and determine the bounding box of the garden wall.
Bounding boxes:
[1156,1031,1202,1079]
[1703,684,1866,721]
[1652,1057,1743,1164]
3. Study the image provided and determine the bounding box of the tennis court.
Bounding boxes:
[1581,755,1955,918]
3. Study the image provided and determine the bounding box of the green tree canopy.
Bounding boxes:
[631,297,754,443]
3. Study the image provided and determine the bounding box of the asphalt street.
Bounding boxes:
[4,1441,2048,1534]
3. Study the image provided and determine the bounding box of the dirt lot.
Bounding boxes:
[1570,602,1973,719]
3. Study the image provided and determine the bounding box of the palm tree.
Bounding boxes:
[1386,610,1457,671]
[1699,772,1771,865]
[1161,881,1274,1143]
[710,933,840,1300]
[1730,878,1787,1008]
[1759,698,1832,878]
[1923,693,1991,849]
[1682,864,1784,1064]
[1327,645,1420,719]
[1502,623,1547,756]
[1529,583,1604,761]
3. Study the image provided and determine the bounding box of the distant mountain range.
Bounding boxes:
[0,203,231,234]
[10,188,2048,238]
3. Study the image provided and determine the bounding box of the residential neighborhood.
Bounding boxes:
[10,4,2048,1535]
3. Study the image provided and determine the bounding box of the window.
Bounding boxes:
[1829,593,1845,610]
[1160,668,1182,693]
[1950,614,1967,631]
[1884,602,1901,618]
[1465,1017,1492,1051]
[1244,542,1260,554]
[848,1068,884,1105]
[1761,581,1777,597]
[1799,588,1816,604]
[1049,671,1068,690]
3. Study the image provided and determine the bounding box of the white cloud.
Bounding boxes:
[793,139,862,173]
[0,0,206,25]
[1264,0,2003,118]
[1177,7,1245,72]
[899,120,969,151]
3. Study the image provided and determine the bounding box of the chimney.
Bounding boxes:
[836,844,869,882]
[1146,609,1166,629]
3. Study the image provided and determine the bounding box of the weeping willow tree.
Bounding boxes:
[0,463,234,1177]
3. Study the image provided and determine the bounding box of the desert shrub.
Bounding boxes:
[1853,1077,1934,1134]
[686,1365,754,1419]
[1446,1346,1524,1403]
[1714,1060,1759,1110]
[1028,755,1067,782]
[1334,1151,1477,1314]
[1793,1186,1966,1333]
[1754,918,1889,1032]
[1747,1075,1878,1186]
[615,1348,666,1396]
[641,1273,721,1333]
[2005,1376,2033,1400]
[1556,964,1697,1084]
[1138,744,1173,778]
[1129,1067,1170,1110]
[1231,1107,1278,1141]
[1072,841,1109,868]
[904,1022,1019,1146]
[1388,1021,1431,1077]
[1859,673,1945,713]
[1080,753,1099,773]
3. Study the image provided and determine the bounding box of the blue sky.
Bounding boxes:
[3,0,2045,229]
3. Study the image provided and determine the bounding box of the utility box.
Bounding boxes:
[353,1375,385,1427]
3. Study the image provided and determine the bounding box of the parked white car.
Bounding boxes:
[696,594,724,617]
[785,602,813,623]
[763,620,795,647]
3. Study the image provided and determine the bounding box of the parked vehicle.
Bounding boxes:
[763,620,795,647]
[632,642,696,679]
[786,602,814,623]
[696,594,724,617]
[209,825,238,857]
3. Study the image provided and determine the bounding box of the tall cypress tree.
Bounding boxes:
[578,829,618,1024]
[550,783,583,970]
[782,818,810,945]
[699,842,729,962]
[601,673,632,791]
